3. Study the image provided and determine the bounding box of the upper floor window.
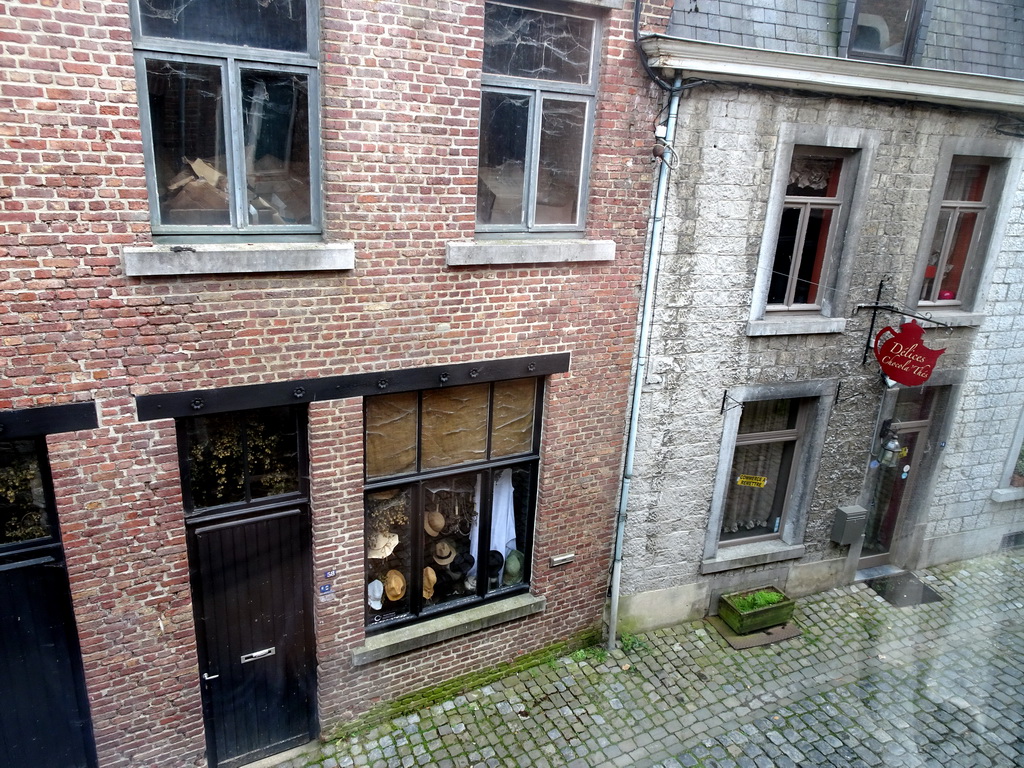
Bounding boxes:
[918,158,995,307]
[476,3,599,235]
[846,0,923,64]
[768,149,852,312]
[131,0,320,239]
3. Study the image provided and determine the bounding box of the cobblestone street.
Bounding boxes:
[276,552,1024,768]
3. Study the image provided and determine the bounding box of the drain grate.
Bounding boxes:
[866,572,943,607]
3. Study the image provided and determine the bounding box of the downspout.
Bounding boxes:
[607,74,684,650]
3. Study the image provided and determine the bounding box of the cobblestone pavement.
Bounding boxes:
[278,552,1024,768]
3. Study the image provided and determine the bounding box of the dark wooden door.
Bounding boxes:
[189,507,317,768]
[0,554,96,768]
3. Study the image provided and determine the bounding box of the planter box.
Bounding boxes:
[718,587,795,635]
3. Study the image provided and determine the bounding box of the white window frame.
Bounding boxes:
[129,0,321,241]
[908,137,1023,322]
[747,125,878,337]
[993,408,1024,503]
[702,379,834,571]
[476,1,600,237]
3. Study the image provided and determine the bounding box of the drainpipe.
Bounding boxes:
[607,75,684,651]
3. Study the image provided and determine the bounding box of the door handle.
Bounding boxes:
[202,672,220,681]
[240,647,276,664]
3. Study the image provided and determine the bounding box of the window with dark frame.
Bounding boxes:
[767,149,849,311]
[363,379,540,629]
[476,2,598,234]
[180,406,305,514]
[720,399,808,543]
[0,439,58,549]
[918,158,994,306]
[846,0,923,64]
[131,0,319,237]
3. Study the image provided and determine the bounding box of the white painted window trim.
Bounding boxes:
[747,124,879,337]
[907,137,1024,317]
[702,379,836,566]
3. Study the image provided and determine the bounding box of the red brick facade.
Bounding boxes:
[1,0,668,764]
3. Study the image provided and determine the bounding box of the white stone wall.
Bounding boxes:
[621,84,1024,611]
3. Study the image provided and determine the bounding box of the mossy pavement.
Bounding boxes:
[268,552,1024,768]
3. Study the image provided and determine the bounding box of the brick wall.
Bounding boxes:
[2,0,670,764]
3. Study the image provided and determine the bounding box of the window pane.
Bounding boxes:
[944,161,989,202]
[365,486,413,624]
[477,91,530,226]
[147,60,231,227]
[937,211,978,301]
[738,399,798,435]
[787,155,842,197]
[850,0,914,57]
[768,207,800,305]
[721,440,794,541]
[536,99,585,226]
[242,70,312,226]
[1013,444,1024,488]
[139,0,308,53]
[483,4,594,84]
[0,441,52,546]
[793,207,833,305]
[421,385,488,470]
[491,379,536,458]
[365,392,418,480]
[185,408,299,509]
[921,208,952,302]
[485,464,531,593]
[423,473,480,609]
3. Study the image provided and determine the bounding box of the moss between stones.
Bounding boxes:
[325,625,603,742]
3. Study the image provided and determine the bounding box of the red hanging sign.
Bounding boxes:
[873,320,945,386]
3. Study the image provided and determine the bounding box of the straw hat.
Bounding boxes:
[502,549,524,585]
[384,569,406,602]
[424,510,445,537]
[433,538,456,566]
[423,567,437,599]
[367,531,398,559]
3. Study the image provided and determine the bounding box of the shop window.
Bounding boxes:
[180,407,305,513]
[720,398,809,544]
[766,148,853,312]
[918,158,995,307]
[131,0,320,238]
[0,439,57,549]
[476,3,599,234]
[364,379,540,629]
[845,0,923,64]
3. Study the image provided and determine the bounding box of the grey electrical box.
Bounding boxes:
[831,505,867,546]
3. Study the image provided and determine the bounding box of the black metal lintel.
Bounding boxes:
[0,401,98,439]
[135,353,572,421]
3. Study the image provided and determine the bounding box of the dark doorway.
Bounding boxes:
[0,438,96,768]
[180,407,317,768]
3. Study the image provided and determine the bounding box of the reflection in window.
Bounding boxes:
[476,3,597,233]
[364,379,539,628]
[0,440,54,547]
[848,0,922,64]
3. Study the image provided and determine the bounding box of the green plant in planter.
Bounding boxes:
[718,586,795,635]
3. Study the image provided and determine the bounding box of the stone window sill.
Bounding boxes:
[746,316,847,336]
[445,239,615,267]
[350,592,546,667]
[991,487,1024,503]
[123,242,355,277]
[914,309,986,328]
[701,540,806,574]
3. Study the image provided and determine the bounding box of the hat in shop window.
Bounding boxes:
[384,569,407,602]
[488,550,505,572]
[367,531,399,559]
[433,538,456,566]
[423,567,437,599]
[367,579,384,610]
[424,510,445,537]
[449,552,475,577]
[502,549,524,586]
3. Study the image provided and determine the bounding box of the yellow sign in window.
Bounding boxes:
[736,474,768,488]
